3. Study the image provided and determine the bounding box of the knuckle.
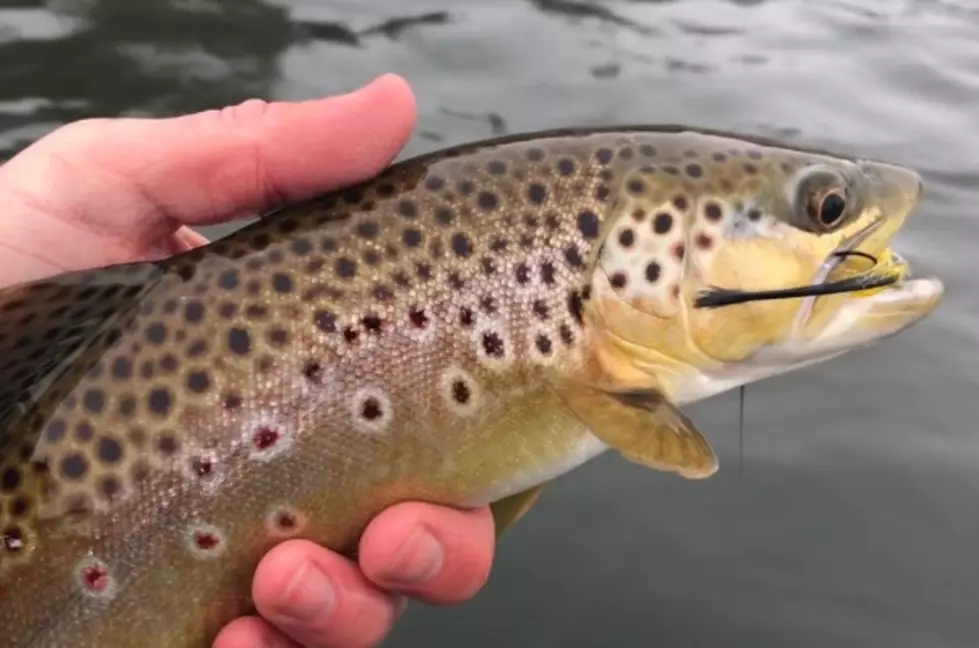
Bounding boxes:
[254,543,397,648]
[210,100,287,207]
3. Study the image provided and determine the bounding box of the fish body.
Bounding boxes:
[0,126,942,646]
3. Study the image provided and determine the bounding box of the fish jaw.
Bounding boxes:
[665,275,943,406]
[585,271,942,410]
[789,275,943,358]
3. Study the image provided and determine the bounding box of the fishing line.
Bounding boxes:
[709,249,884,478]
[832,249,878,266]
[694,250,896,309]
[738,385,745,479]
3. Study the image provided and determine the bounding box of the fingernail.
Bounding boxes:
[277,558,335,623]
[382,526,444,586]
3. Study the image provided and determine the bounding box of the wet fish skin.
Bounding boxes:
[0,126,941,647]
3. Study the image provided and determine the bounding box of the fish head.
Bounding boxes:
[586,131,943,400]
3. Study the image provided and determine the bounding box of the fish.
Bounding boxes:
[0,125,943,646]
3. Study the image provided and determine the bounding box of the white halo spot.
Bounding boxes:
[265,505,309,539]
[242,415,294,463]
[527,327,558,366]
[74,555,117,600]
[471,319,513,372]
[181,447,224,494]
[350,387,393,433]
[439,366,481,417]
[184,523,227,560]
[405,309,438,345]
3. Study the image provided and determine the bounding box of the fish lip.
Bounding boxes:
[790,215,893,335]
[816,215,888,285]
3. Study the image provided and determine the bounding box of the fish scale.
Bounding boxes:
[0,126,942,646]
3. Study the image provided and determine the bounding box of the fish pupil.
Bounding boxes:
[817,191,846,226]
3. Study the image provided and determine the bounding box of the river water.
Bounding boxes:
[1,1,977,646]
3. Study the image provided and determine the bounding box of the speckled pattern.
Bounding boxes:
[0,126,927,647]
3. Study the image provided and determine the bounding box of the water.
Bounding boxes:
[2,0,978,646]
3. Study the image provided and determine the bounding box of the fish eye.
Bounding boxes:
[807,189,847,230]
[791,165,854,233]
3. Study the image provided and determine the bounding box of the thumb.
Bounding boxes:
[3,73,417,233]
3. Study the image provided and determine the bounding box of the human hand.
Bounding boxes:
[0,74,496,648]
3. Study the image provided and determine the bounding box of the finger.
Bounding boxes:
[252,539,402,648]
[100,72,417,224]
[171,225,210,251]
[0,73,416,253]
[359,503,495,605]
[213,616,300,648]
[143,225,210,260]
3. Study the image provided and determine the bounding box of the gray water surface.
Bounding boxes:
[2,1,977,646]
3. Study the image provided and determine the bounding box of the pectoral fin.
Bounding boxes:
[553,379,718,479]
[490,486,543,538]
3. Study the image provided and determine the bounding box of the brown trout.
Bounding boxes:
[0,126,942,646]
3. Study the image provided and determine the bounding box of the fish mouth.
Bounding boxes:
[694,216,908,311]
[790,215,901,330]
[788,213,943,341]
[693,211,938,330]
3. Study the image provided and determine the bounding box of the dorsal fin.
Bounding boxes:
[0,263,162,448]
[0,261,164,578]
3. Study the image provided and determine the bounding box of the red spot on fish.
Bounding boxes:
[81,562,109,592]
[194,531,220,551]
[191,456,213,479]
[277,511,297,529]
[266,506,307,538]
[672,242,686,261]
[252,426,279,450]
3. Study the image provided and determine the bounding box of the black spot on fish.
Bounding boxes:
[481,331,505,358]
[577,209,599,239]
[227,328,251,355]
